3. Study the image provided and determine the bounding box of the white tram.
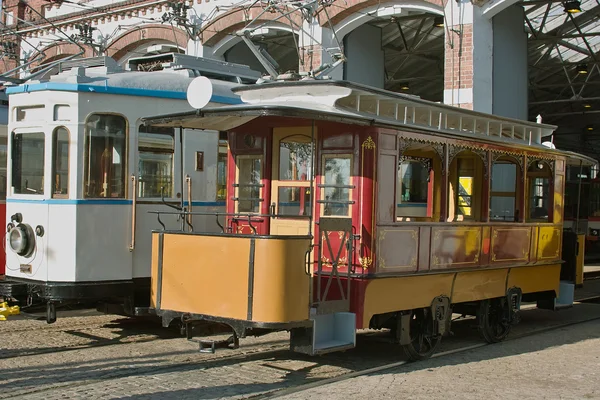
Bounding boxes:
[0,54,260,322]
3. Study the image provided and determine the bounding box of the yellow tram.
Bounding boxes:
[142,79,595,360]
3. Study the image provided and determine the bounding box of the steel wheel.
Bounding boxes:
[401,308,441,361]
[476,298,511,343]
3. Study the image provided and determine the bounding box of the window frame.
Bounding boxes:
[396,155,433,220]
[319,153,353,218]
[137,124,175,200]
[526,160,554,223]
[489,157,519,223]
[51,126,70,199]
[217,139,228,202]
[10,129,46,197]
[234,154,264,214]
[83,112,129,199]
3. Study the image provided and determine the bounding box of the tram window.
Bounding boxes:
[0,134,7,199]
[321,156,351,217]
[52,127,69,197]
[456,158,475,220]
[396,157,430,218]
[279,136,313,181]
[490,161,517,222]
[278,187,312,216]
[236,155,262,213]
[217,141,227,201]
[11,132,45,195]
[84,114,127,198]
[590,181,600,217]
[138,125,174,198]
[527,161,552,222]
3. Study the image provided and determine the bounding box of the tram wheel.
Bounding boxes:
[476,298,511,343]
[401,308,441,361]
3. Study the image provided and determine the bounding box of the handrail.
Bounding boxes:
[186,175,193,232]
[129,175,137,251]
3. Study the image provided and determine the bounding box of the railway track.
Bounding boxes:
[253,314,600,399]
[3,304,600,399]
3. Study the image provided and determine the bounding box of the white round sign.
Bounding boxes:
[186,76,213,109]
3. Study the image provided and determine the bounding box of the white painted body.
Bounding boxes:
[4,65,243,287]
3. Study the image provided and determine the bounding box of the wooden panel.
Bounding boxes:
[418,226,431,271]
[160,234,251,320]
[362,274,454,327]
[377,227,419,272]
[537,226,561,260]
[554,174,564,224]
[431,226,482,269]
[507,264,561,294]
[452,269,508,303]
[253,238,311,323]
[379,132,396,150]
[490,227,531,264]
[377,153,396,222]
[150,233,160,308]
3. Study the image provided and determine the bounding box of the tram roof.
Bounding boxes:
[141,80,596,166]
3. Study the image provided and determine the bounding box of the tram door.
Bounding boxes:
[270,128,314,235]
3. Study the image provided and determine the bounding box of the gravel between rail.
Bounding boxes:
[1,302,600,399]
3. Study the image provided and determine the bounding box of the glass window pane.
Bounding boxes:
[278,187,312,216]
[12,132,44,195]
[457,176,473,217]
[237,157,262,213]
[491,163,516,192]
[529,177,550,220]
[217,142,227,201]
[84,114,127,198]
[52,127,69,197]
[322,157,350,216]
[490,162,517,221]
[138,127,174,198]
[279,136,312,181]
[139,153,173,198]
[397,158,430,218]
[0,134,7,199]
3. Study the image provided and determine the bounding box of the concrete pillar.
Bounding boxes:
[444,0,493,112]
[492,5,528,120]
[343,24,385,89]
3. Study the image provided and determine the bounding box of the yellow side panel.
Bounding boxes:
[160,234,251,321]
[252,238,311,323]
[452,269,508,303]
[507,264,561,294]
[362,274,454,327]
[150,233,159,308]
[537,226,561,260]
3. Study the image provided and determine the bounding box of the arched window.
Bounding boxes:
[52,127,69,198]
[527,160,553,222]
[490,157,520,222]
[84,114,127,198]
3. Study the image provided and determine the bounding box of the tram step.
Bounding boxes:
[291,312,356,356]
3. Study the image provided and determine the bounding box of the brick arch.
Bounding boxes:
[105,24,188,61]
[29,42,94,71]
[317,0,444,27]
[201,6,302,47]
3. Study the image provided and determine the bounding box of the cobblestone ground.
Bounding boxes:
[1,303,600,399]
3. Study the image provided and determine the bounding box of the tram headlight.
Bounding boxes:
[8,224,35,257]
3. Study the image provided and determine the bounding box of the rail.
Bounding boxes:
[148,210,311,234]
[129,175,137,251]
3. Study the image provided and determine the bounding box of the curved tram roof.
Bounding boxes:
[142,80,597,167]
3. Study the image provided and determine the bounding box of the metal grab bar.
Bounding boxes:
[129,175,137,251]
[186,175,193,232]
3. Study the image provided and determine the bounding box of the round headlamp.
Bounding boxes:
[8,224,35,257]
